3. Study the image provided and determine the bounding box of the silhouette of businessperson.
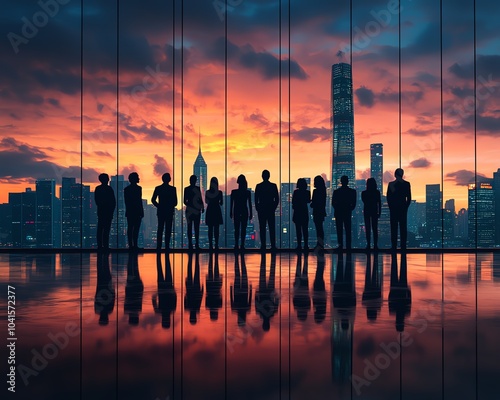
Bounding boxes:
[311,175,327,249]
[184,253,203,324]
[205,177,223,251]
[388,252,411,332]
[387,168,411,250]
[331,175,356,250]
[230,253,252,326]
[230,174,252,250]
[293,253,311,321]
[206,252,223,321]
[362,253,382,322]
[152,172,178,251]
[152,253,177,329]
[255,170,279,251]
[255,253,279,331]
[94,252,115,325]
[95,173,116,251]
[124,172,144,251]
[184,175,204,250]
[292,178,311,251]
[362,178,381,250]
[124,252,144,325]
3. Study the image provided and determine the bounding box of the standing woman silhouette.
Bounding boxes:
[362,177,381,250]
[230,174,253,250]
[292,178,311,251]
[205,177,223,250]
[310,175,327,249]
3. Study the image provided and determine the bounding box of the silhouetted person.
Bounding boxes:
[387,168,411,250]
[311,175,327,249]
[184,253,203,324]
[124,252,143,325]
[388,252,411,332]
[206,252,223,321]
[362,253,382,322]
[293,253,311,321]
[230,253,252,326]
[94,252,115,325]
[124,172,144,251]
[95,173,116,251]
[205,177,223,250]
[255,253,279,331]
[230,174,252,250]
[152,253,177,329]
[184,175,204,250]
[331,175,356,250]
[292,178,311,251]
[152,172,178,250]
[362,178,381,250]
[255,169,279,251]
[313,251,327,324]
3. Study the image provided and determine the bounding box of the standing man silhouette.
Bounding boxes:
[124,172,144,251]
[387,168,411,250]
[95,173,116,251]
[255,169,279,251]
[152,172,178,251]
[184,175,204,250]
[331,175,356,250]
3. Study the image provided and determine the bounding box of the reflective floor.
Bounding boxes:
[1,252,500,400]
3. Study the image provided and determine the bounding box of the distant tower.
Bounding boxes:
[331,62,355,188]
[468,182,495,247]
[193,129,208,195]
[370,143,383,191]
[426,184,441,245]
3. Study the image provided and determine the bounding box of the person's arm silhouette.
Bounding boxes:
[247,190,253,221]
[151,187,159,208]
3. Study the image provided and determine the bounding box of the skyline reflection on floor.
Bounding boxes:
[1,251,500,399]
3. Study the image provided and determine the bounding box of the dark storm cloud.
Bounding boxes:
[355,86,375,108]
[293,126,330,142]
[207,37,308,80]
[408,158,431,169]
[0,137,99,183]
[152,154,171,177]
[449,55,500,81]
[445,170,490,186]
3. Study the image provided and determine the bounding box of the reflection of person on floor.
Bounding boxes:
[152,253,177,329]
[255,253,279,331]
[206,252,223,321]
[293,253,311,321]
[388,252,411,332]
[230,253,252,326]
[313,251,327,324]
[94,252,115,325]
[184,253,204,324]
[362,253,382,322]
[332,252,356,322]
[124,252,144,325]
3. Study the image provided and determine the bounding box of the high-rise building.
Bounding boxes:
[457,208,468,243]
[193,133,208,195]
[61,177,91,248]
[426,184,441,245]
[110,175,126,248]
[370,143,383,192]
[468,182,495,247]
[0,203,11,246]
[493,168,500,246]
[331,62,355,189]
[36,179,60,248]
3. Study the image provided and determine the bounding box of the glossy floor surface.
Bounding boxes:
[1,252,500,399]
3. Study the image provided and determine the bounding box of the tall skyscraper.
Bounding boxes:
[61,177,91,248]
[468,182,495,247]
[36,179,60,248]
[426,184,441,245]
[110,175,126,248]
[370,143,383,191]
[493,168,500,246]
[331,62,355,188]
[193,132,208,195]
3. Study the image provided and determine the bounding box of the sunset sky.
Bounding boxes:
[1,0,499,210]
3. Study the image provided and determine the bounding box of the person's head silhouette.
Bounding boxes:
[314,175,325,189]
[395,168,404,178]
[340,175,349,186]
[190,175,197,185]
[297,178,307,190]
[98,173,109,185]
[209,176,219,191]
[366,177,377,191]
[262,170,270,181]
[237,174,248,190]
[162,172,171,184]
[128,172,139,184]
